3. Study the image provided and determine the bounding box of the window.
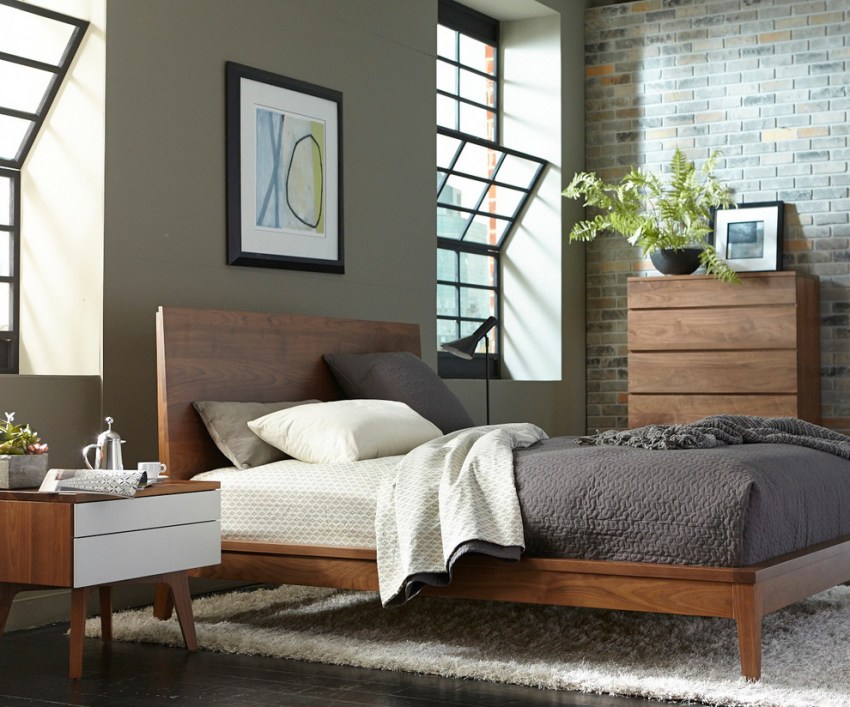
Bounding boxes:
[0,0,88,372]
[0,168,18,370]
[436,0,546,378]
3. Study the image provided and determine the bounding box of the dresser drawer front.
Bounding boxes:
[628,272,798,309]
[629,351,798,394]
[629,305,797,351]
[75,490,220,537]
[73,520,221,587]
[628,394,800,427]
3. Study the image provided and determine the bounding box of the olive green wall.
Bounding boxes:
[103,0,588,463]
[0,376,100,469]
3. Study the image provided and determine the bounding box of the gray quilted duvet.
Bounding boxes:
[514,438,850,566]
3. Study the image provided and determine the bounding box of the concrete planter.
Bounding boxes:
[0,454,49,489]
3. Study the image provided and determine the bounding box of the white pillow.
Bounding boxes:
[247,399,443,463]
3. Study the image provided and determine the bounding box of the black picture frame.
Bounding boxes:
[710,201,784,273]
[226,62,344,273]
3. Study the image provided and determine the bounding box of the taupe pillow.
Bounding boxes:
[323,351,473,433]
[193,400,319,469]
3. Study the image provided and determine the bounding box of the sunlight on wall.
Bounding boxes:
[19,0,104,375]
[501,15,562,381]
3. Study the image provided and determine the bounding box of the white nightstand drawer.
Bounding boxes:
[73,520,221,587]
[75,490,220,537]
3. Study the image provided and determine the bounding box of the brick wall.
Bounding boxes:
[582,0,850,434]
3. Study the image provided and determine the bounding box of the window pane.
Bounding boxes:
[436,59,457,95]
[460,252,496,287]
[436,170,447,195]
[454,142,499,180]
[0,283,11,331]
[459,102,494,140]
[459,34,495,76]
[0,114,31,162]
[464,213,509,245]
[437,25,457,62]
[438,175,486,210]
[437,284,458,317]
[460,319,498,354]
[461,217,487,244]
[0,232,11,277]
[437,94,457,130]
[460,286,494,320]
[459,68,495,110]
[0,60,54,113]
[486,185,525,218]
[437,133,461,169]
[437,318,458,348]
[0,4,75,66]
[437,205,471,240]
[0,175,11,227]
[496,154,541,187]
[437,248,457,281]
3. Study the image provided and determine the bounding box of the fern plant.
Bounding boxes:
[563,148,737,283]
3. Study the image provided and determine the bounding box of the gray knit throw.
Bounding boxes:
[579,415,850,461]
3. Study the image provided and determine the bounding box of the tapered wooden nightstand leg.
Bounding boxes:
[0,583,22,635]
[99,586,112,642]
[162,571,197,651]
[153,583,174,620]
[69,587,90,679]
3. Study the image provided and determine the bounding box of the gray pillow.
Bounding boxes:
[323,351,473,433]
[193,400,319,469]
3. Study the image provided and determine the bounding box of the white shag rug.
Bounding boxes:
[85,583,850,706]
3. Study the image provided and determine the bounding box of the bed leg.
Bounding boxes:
[733,584,763,681]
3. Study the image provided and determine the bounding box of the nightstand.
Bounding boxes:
[0,480,220,678]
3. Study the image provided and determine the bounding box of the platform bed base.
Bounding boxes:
[155,307,850,683]
[180,535,850,682]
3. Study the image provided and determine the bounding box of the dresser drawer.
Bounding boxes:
[75,490,220,537]
[73,520,221,587]
[628,271,798,309]
[629,350,798,394]
[628,394,800,427]
[629,305,797,351]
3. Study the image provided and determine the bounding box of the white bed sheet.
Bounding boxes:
[193,456,402,548]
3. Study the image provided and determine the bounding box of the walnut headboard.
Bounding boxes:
[156,306,421,480]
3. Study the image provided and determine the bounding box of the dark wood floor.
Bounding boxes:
[0,621,659,706]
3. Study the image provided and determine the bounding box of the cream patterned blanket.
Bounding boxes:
[376,423,547,607]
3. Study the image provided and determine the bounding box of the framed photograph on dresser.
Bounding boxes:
[710,201,784,273]
[225,62,344,273]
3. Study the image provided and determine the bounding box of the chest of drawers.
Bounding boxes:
[627,271,820,428]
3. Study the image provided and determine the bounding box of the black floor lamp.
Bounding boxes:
[441,316,497,425]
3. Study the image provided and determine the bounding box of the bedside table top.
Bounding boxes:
[0,479,220,504]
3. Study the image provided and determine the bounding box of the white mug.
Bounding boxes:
[138,461,167,481]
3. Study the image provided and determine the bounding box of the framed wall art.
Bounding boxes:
[711,201,784,273]
[226,62,343,273]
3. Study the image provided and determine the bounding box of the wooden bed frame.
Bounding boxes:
[156,305,850,681]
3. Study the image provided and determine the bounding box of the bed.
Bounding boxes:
[155,305,850,681]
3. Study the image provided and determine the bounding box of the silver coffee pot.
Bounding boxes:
[82,416,125,470]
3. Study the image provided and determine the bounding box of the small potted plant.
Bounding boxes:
[563,147,738,283]
[0,412,50,489]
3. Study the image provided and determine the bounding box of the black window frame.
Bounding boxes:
[436,0,547,379]
[0,167,20,373]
